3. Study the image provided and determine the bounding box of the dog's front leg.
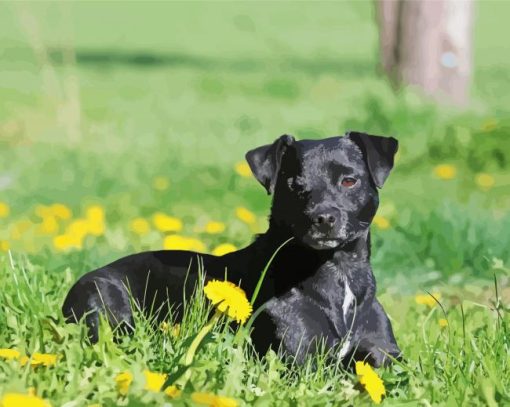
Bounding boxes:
[350,299,401,367]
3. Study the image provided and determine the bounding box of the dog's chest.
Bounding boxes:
[264,263,358,356]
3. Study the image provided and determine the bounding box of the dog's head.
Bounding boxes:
[246,132,398,250]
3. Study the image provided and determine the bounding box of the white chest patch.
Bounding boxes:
[339,279,355,358]
[342,279,355,324]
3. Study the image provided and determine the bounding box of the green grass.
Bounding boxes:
[0,255,509,405]
[1,1,510,405]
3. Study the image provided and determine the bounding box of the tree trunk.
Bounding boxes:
[376,0,474,105]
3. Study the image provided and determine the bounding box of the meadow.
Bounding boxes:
[0,2,509,406]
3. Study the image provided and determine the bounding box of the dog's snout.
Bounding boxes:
[313,211,337,228]
[315,213,336,226]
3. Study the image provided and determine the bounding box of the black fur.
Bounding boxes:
[62,132,400,367]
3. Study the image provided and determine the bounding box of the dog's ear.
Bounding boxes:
[346,131,398,188]
[245,134,295,195]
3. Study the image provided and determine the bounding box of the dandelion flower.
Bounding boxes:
[20,353,58,367]
[160,321,180,338]
[0,348,21,360]
[235,207,256,225]
[212,243,237,256]
[415,292,441,308]
[115,371,133,396]
[153,212,183,232]
[160,321,170,333]
[0,240,10,252]
[153,176,170,191]
[475,173,495,190]
[481,118,498,132]
[204,280,252,324]
[144,370,167,392]
[434,164,456,180]
[67,219,90,240]
[171,323,181,338]
[164,385,181,398]
[355,361,386,404]
[205,221,226,234]
[130,218,150,236]
[86,205,106,236]
[37,216,59,235]
[191,392,238,407]
[50,203,72,220]
[439,318,448,328]
[163,235,205,252]
[53,234,82,251]
[372,215,390,230]
[0,202,10,218]
[176,282,251,389]
[0,393,51,407]
[234,162,252,178]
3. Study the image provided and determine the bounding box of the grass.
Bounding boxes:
[0,1,510,405]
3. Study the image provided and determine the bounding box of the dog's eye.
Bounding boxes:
[341,177,357,187]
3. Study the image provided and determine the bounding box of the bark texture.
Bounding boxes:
[376,0,474,105]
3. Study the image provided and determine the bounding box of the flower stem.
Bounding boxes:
[250,237,294,306]
[176,310,221,388]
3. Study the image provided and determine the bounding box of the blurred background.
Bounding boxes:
[0,1,509,292]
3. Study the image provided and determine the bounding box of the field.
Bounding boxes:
[0,2,509,406]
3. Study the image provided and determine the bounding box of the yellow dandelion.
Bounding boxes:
[235,207,256,225]
[0,393,51,407]
[355,361,386,404]
[191,392,238,407]
[130,218,150,236]
[0,348,21,360]
[163,235,205,252]
[153,212,183,232]
[0,202,10,218]
[415,292,441,308]
[234,161,252,178]
[37,216,59,235]
[115,371,133,396]
[144,370,167,392]
[439,318,448,328]
[53,234,83,251]
[481,118,498,132]
[50,203,72,220]
[372,215,390,230]
[160,321,180,337]
[164,385,181,398]
[20,353,58,367]
[205,221,226,234]
[67,219,90,240]
[171,323,180,338]
[0,240,10,252]
[204,280,252,324]
[212,243,237,256]
[153,176,170,191]
[160,321,170,333]
[86,205,105,236]
[434,164,456,180]
[475,173,495,190]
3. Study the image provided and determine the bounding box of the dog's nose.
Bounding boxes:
[313,212,337,226]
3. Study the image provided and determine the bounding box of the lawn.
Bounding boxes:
[0,1,509,406]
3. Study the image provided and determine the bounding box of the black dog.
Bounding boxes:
[62,131,400,367]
